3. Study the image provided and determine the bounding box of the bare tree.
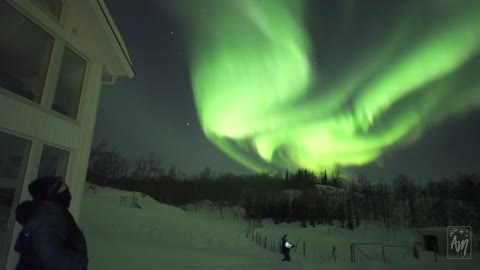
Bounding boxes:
[89,140,129,184]
[392,174,412,229]
[146,152,164,179]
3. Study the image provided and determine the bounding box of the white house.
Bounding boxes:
[0,0,134,268]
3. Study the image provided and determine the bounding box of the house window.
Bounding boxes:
[0,131,31,267]
[32,0,63,20]
[0,1,54,103]
[38,145,70,180]
[52,47,87,119]
[0,187,14,267]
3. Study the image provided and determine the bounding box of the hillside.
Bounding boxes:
[78,185,479,269]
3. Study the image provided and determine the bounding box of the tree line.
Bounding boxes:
[87,141,480,234]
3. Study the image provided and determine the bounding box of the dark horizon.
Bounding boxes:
[89,138,480,183]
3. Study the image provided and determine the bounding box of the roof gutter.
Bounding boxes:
[101,75,119,86]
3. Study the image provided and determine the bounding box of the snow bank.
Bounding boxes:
[79,186,479,270]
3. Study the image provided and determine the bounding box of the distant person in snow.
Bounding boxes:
[14,176,89,270]
[281,234,295,262]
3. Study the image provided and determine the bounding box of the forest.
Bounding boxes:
[87,141,480,235]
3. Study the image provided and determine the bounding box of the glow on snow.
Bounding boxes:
[174,0,480,174]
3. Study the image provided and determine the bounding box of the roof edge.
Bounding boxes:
[92,0,135,78]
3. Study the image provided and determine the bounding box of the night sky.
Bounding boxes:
[94,0,480,181]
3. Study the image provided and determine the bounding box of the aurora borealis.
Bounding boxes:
[96,0,480,179]
[169,0,480,174]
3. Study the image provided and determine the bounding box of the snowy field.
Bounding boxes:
[79,186,480,270]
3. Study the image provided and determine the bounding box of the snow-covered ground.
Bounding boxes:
[79,186,480,269]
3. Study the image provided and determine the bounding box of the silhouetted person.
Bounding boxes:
[14,176,88,270]
[281,234,295,262]
[14,200,37,269]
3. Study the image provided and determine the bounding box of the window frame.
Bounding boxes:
[1,0,91,125]
[0,0,57,105]
[0,129,31,270]
[29,0,67,24]
[37,143,71,179]
[0,127,76,269]
[50,43,90,121]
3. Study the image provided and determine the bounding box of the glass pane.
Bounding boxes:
[38,145,69,180]
[32,0,63,19]
[0,189,14,228]
[52,47,87,119]
[0,132,31,180]
[0,1,54,103]
[0,131,31,267]
[0,188,14,267]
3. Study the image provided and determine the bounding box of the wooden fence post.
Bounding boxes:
[413,244,419,259]
[293,239,300,253]
[329,246,336,262]
[381,244,386,263]
[251,222,255,241]
[350,244,355,263]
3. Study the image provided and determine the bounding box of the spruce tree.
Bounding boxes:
[346,199,354,230]
[337,202,345,228]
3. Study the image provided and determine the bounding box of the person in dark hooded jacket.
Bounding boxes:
[14,176,88,270]
[14,200,39,269]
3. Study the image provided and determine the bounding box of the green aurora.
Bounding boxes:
[172,0,480,174]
